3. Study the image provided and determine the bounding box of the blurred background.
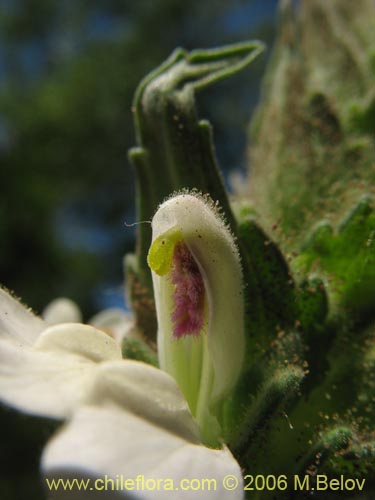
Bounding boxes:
[0,0,278,319]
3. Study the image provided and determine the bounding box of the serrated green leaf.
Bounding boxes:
[295,196,375,322]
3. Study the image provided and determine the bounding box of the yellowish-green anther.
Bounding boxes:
[147,227,183,276]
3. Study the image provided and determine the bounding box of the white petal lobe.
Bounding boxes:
[0,287,45,345]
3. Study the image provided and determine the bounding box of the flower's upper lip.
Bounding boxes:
[150,193,244,402]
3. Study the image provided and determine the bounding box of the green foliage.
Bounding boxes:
[296,196,375,323]
[122,337,158,367]
[2,1,374,498]
[237,216,298,348]
[248,0,375,251]
[127,41,265,339]
[226,1,375,497]
[129,2,375,497]
[223,203,375,497]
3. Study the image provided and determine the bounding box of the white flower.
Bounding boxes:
[42,296,136,345]
[42,362,243,499]
[89,307,138,345]
[148,193,245,445]
[0,287,243,499]
[0,288,122,419]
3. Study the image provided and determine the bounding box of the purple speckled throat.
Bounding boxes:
[170,241,205,338]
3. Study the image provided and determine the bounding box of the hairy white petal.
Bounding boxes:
[0,322,121,419]
[0,340,95,418]
[42,361,243,500]
[0,288,243,498]
[35,323,122,362]
[150,194,245,402]
[0,287,45,345]
[86,361,200,443]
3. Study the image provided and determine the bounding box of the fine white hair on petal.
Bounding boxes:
[0,287,45,345]
[151,192,245,402]
[43,297,83,325]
